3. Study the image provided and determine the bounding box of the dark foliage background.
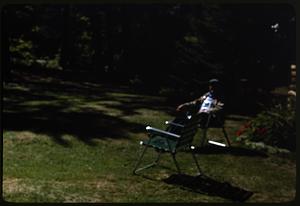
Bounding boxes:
[2,3,296,113]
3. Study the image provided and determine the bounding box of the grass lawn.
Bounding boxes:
[3,70,296,203]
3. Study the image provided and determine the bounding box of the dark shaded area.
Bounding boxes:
[192,145,268,157]
[163,174,254,202]
[2,4,295,115]
[3,69,175,146]
[2,4,296,147]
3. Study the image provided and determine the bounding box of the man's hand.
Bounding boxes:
[176,104,184,111]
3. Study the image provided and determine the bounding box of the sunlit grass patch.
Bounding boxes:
[122,108,172,127]
[19,100,62,107]
[3,129,296,203]
[3,177,113,202]
[108,92,166,102]
[3,83,30,92]
[79,101,124,116]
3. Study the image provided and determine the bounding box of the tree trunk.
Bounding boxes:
[2,8,11,82]
[60,5,72,71]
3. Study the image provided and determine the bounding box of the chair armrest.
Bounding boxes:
[165,121,184,128]
[146,126,180,139]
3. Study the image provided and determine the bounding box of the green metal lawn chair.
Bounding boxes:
[133,114,202,175]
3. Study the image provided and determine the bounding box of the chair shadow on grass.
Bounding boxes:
[163,173,254,202]
[134,159,253,202]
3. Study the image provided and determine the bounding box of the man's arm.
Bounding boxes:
[176,94,207,111]
[209,101,224,113]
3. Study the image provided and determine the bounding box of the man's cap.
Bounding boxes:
[209,79,219,84]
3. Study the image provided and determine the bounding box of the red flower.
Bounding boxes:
[236,122,254,137]
[236,127,245,137]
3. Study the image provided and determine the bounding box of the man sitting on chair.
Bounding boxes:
[176,79,226,146]
[177,79,231,147]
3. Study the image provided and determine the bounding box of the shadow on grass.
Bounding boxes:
[163,174,254,202]
[3,69,175,146]
[192,145,268,157]
[3,110,146,147]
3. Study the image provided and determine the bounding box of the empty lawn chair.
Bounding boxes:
[133,113,202,175]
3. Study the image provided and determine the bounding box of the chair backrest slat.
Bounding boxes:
[175,115,200,149]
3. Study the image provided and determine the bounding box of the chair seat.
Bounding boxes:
[143,136,177,152]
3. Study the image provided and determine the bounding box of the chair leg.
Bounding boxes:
[222,127,231,147]
[171,153,181,174]
[133,145,149,174]
[199,113,211,147]
[200,128,208,147]
[205,113,212,128]
[133,146,163,174]
[154,150,162,164]
[191,151,202,175]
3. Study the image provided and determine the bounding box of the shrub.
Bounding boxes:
[10,38,35,66]
[236,98,296,151]
[45,54,62,70]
